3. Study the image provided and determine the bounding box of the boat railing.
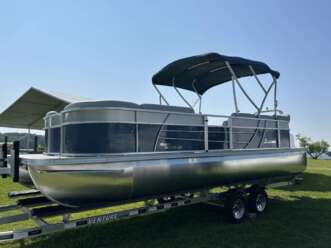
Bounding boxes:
[203,113,289,151]
[54,106,290,155]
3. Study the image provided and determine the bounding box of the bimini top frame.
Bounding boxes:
[152,53,281,115]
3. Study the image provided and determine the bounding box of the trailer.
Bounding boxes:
[0,172,301,244]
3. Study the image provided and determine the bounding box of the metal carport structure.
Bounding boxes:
[0,87,88,130]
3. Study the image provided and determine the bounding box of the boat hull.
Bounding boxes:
[26,149,307,208]
[18,166,34,186]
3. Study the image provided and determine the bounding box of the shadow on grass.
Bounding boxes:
[4,163,331,248]
[12,195,331,248]
[281,172,331,192]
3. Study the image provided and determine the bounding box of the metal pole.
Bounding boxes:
[277,120,281,148]
[48,117,51,154]
[153,84,169,105]
[273,76,278,116]
[172,78,194,110]
[192,79,202,114]
[231,76,239,113]
[248,65,267,93]
[225,61,260,112]
[135,110,139,152]
[192,97,200,108]
[204,115,208,152]
[257,81,275,115]
[229,117,233,149]
[60,114,64,155]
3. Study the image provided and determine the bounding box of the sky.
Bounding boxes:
[0,0,330,144]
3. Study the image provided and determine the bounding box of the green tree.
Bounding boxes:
[296,134,330,159]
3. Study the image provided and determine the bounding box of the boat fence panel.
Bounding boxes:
[204,113,290,151]
[204,115,230,150]
[40,105,291,156]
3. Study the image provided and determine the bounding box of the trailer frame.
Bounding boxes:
[0,176,300,244]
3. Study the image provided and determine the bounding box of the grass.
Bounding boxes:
[1,159,331,248]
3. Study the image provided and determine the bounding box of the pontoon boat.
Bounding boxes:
[17,53,306,208]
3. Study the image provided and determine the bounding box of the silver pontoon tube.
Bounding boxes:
[26,149,306,208]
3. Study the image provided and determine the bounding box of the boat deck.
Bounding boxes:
[20,148,305,166]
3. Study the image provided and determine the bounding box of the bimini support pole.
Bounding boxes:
[248,65,267,93]
[172,77,194,110]
[153,84,169,105]
[273,76,278,116]
[273,76,280,147]
[231,76,239,113]
[225,61,260,112]
[192,97,199,107]
[192,79,202,114]
[257,80,275,115]
[248,65,276,115]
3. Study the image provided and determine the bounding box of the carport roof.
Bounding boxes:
[0,87,89,130]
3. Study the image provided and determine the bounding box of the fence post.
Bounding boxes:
[12,141,20,182]
[1,136,8,178]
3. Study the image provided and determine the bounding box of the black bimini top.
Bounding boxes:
[152,53,280,95]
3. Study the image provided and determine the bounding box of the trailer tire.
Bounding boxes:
[225,192,246,223]
[248,187,268,214]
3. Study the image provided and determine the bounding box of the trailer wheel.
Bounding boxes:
[225,192,246,223]
[248,187,268,213]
